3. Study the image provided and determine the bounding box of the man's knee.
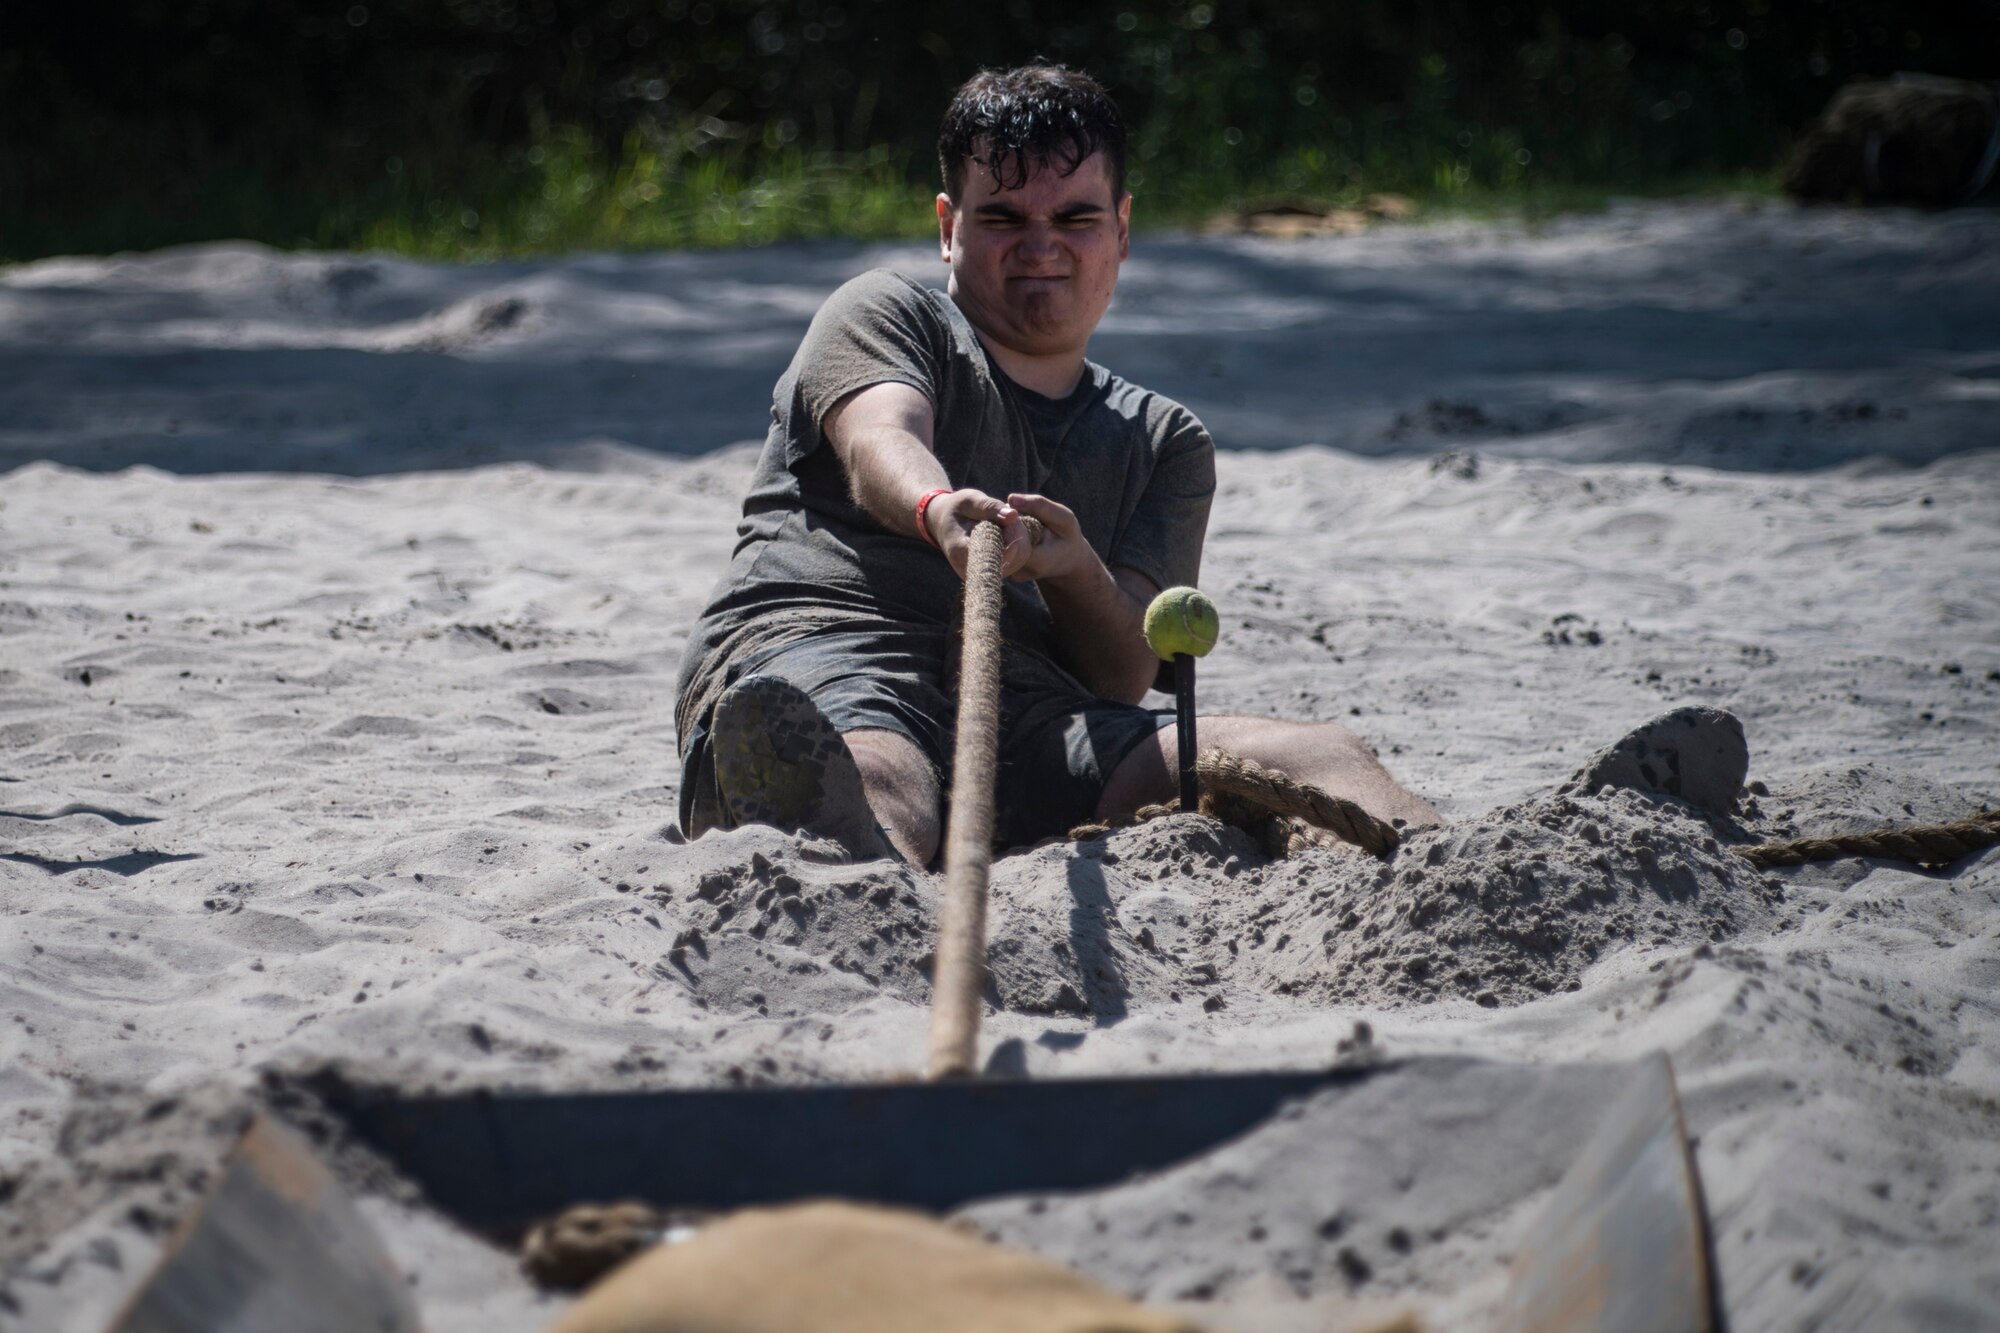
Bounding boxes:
[845,728,934,789]
[1207,714,1366,759]
[1305,719,1379,763]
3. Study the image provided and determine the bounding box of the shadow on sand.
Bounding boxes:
[4,206,1996,477]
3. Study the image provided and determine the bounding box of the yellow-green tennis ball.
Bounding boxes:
[1144,587,1219,661]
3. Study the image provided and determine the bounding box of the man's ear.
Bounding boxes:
[1117,191,1132,262]
[937,193,956,263]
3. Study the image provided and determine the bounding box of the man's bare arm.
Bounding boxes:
[822,381,1032,579]
[821,382,944,535]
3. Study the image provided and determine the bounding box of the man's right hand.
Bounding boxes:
[924,488,1034,581]
[821,382,1034,581]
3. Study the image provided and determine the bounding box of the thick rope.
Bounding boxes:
[1198,749,1402,857]
[1202,787,1294,859]
[1067,750,1402,858]
[926,520,1004,1080]
[1737,808,2000,869]
[521,1202,667,1289]
[1066,801,1182,844]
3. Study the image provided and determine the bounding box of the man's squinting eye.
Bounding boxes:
[970,207,1105,230]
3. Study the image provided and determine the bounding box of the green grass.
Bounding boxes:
[335,125,937,259]
[322,128,1779,260]
[1374,168,1781,223]
[379,112,1783,256]
[0,112,1780,264]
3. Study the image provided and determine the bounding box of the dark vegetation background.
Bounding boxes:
[6,0,1999,260]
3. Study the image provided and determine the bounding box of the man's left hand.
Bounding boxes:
[1004,493,1093,586]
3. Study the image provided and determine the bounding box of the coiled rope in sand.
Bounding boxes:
[1067,747,1401,859]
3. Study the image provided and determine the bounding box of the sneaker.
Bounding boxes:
[710,675,894,862]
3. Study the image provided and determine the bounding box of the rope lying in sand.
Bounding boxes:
[926,520,1003,1081]
[1203,787,1358,860]
[1067,801,1180,845]
[1200,749,1402,857]
[1067,748,1402,859]
[1065,751,1998,873]
[1736,807,2000,869]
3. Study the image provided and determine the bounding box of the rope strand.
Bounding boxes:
[1736,808,2000,868]
[926,520,1004,1080]
[1196,748,1403,857]
[1066,750,1401,858]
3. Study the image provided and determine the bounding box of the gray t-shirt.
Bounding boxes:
[676,269,1214,727]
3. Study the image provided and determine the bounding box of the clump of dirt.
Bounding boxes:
[1198,786,1783,1008]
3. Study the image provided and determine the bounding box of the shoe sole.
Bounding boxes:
[711,675,889,861]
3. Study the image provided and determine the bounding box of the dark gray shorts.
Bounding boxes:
[678,624,1173,851]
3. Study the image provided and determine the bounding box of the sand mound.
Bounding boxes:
[1749,761,1993,843]
[636,817,1267,1024]
[633,827,935,1014]
[984,822,1268,1019]
[1191,787,1780,1010]
[1045,709,1777,1013]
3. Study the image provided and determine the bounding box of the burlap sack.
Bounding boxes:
[548,1200,1204,1333]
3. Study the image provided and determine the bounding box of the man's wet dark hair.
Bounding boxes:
[937,64,1127,203]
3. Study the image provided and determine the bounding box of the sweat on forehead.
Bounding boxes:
[968,141,1098,195]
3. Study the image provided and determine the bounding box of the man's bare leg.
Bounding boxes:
[844,728,943,867]
[1097,715,1441,831]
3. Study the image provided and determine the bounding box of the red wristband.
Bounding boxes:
[914,487,951,550]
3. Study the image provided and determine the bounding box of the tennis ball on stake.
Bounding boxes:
[1143,587,1219,661]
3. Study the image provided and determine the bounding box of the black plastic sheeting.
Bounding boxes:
[325,1065,1372,1239]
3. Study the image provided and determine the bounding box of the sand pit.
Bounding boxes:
[3,200,1998,1331]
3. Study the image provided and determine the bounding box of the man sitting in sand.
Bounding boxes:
[675,63,1438,865]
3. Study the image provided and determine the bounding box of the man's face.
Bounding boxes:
[937,148,1131,365]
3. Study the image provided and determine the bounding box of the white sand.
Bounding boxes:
[2,199,1998,1331]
